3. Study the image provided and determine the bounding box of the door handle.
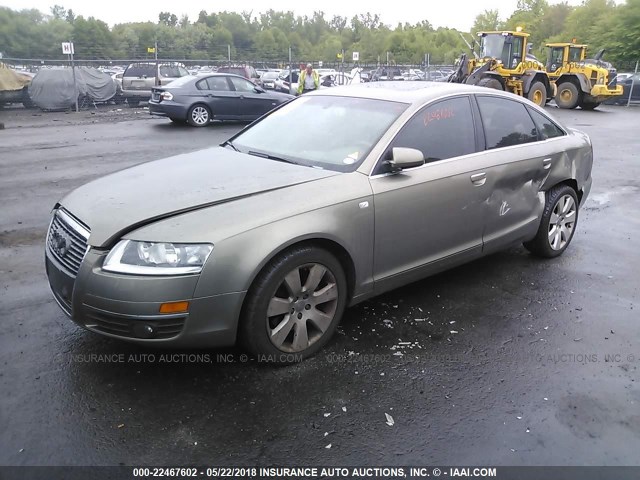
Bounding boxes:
[543,158,552,170]
[470,172,487,186]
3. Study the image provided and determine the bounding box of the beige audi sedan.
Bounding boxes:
[45,82,592,362]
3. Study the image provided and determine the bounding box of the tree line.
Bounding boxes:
[0,0,638,67]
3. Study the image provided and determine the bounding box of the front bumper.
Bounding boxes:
[46,246,245,348]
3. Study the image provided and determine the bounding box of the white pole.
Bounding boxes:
[70,41,78,112]
[227,45,231,63]
[626,60,638,107]
[288,46,292,92]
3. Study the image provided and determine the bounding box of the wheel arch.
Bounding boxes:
[556,74,590,94]
[523,71,553,97]
[242,235,357,306]
[548,178,582,204]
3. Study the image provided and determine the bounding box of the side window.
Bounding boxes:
[229,76,255,92]
[569,47,582,62]
[389,97,477,164]
[206,76,231,91]
[527,107,565,139]
[196,79,209,90]
[178,66,189,77]
[477,96,538,149]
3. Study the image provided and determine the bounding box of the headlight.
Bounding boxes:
[103,240,213,275]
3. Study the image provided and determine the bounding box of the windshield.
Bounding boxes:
[481,34,506,59]
[231,95,409,172]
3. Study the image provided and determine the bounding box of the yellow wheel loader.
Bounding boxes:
[448,30,554,107]
[546,42,623,110]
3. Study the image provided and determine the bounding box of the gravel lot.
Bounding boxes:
[0,102,639,469]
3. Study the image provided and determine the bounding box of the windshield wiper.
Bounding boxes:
[247,150,300,166]
[221,140,240,152]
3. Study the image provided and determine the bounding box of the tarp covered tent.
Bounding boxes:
[29,67,116,110]
[0,63,32,92]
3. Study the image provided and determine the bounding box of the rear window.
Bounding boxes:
[160,65,183,78]
[218,67,246,77]
[124,64,155,77]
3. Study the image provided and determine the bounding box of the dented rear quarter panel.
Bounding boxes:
[543,128,593,202]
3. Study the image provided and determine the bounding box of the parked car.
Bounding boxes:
[259,71,280,89]
[47,83,592,361]
[275,70,299,94]
[148,73,293,126]
[605,72,639,105]
[121,62,189,105]
[111,72,123,88]
[216,65,260,84]
[371,68,404,81]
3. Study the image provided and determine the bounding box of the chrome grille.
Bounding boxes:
[46,209,90,277]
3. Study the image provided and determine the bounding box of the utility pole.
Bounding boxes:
[627,60,638,107]
[154,40,159,87]
[69,40,78,112]
[288,46,292,91]
[227,44,231,64]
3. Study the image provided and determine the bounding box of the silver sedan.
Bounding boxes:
[45,82,593,362]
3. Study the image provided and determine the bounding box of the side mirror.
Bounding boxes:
[254,86,265,93]
[388,147,425,172]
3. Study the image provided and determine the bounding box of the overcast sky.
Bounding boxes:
[2,0,594,31]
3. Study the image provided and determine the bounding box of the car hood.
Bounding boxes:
[59,147,338,247]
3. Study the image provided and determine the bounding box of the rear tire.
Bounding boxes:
[527,81,546,107]
[580,100,600,110]
[524,184,579,258]
[239,245,348,363]
[555,82,580,109]
[477,77,504,90]
[22,88,35,109]
[187,104,211,127]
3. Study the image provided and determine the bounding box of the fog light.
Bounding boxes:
[159,301,189,313]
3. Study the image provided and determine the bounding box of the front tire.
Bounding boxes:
[477,77,504,90]
[239,245,348,362]
[556,82,580,109]
[524,184,579,258]
[187,104,211,127]
[580,100,600,110]
[527,81,546,107]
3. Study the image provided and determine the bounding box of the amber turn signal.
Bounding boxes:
[159,301,189,314]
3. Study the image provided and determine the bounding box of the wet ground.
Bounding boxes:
[1,103,639,468]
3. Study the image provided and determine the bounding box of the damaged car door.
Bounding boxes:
[370,96,487,293]
[474,95,553,254]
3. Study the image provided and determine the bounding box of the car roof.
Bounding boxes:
[309,81,512,104]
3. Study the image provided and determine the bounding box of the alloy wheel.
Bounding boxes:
[548,194,576,250]
[266,263,339,353]
[191,106,209,125]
